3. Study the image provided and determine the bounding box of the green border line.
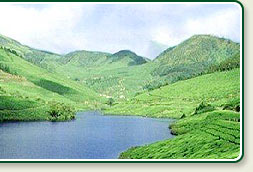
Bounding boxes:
[0,0,244,163]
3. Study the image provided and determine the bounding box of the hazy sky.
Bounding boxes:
[0,3,241,59]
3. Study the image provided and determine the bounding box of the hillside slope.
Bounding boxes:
[105,69,240,159]
[0,47,106,121]
[54,49,153,99]
[0,34,154,100]
[108,50,150,66]
[0,34,240,101]
[156,35,239,65]
[59,50,111,67]
[0,34,62,72]
[144,35,240,90]
[54,35,240,98]
[53,35,240,100]
[105,68,240,118]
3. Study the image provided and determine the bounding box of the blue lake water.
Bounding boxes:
[0,111,174,159]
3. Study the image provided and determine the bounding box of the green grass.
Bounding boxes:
[145,35,240,90]
[32,79,79,96]
[156,35,239,65]
[105,68,240,119]
[0,93,49,121]
[106,69,240,159]
[46,35,240,100]
[54,55,156,100]
[1,34,239,101]
[0,46,107,121]
[0,34,61,70]
[0,96,39,110]
[0,34,240,102]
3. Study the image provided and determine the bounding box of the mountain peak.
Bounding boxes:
[0,34,22,45]
[112,50,137,57]
[155,34,240,66]
[109,50,149,66]
[187,34,237,44]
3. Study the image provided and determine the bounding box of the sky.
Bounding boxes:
[0,3,241,59]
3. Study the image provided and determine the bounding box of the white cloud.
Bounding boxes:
[185,7,240,42]
[0,4,95,54]
[0,3,241,58]
[150,5,241,54]
[151,26,185,47]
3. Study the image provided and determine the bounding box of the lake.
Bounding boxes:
[0,111,174,159]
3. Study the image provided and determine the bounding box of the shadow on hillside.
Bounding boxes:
[32,79,78,96]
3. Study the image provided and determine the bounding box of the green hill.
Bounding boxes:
[0,34,61,71]
[58,49,149,69]
[59,50,111,67]
[0,33,241,122]
[0,34,154,100]
[105,68,240,118]
[156,35,239,65]
[1,34,239,101]
[0,33,241,159]
[108,50,150,66]
[144,35,240,90]
[0,46,106,121]
[53,49,154,100]
[105,69,240,159]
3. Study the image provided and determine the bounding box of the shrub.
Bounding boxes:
[0,46,20,57]
[0,63,18,75]
[192,102,215,115]
[208,53,240,73]
[106,98,114,107]
[74,78,80,81]
[180,114,186,119]
[48,102,75,121]
[222,104,240,112]
[235,105,240,112]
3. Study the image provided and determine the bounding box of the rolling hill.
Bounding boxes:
[0,34,154,101]
[108,50,150,66]
[0,34,61,71]
[59,50,111,67]
[105,68,240,118]
[105,68,241,159]
[144,35,240,90]
[156,35,239,65]
[1,34,240,101]
[0,33,241,159]
[0,33,240,121]
[49,35,239,100]
[53,49,154,99]
[0,45,106,121]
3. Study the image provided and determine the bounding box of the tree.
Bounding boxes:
[107,98,114,107]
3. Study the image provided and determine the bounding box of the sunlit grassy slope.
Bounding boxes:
[156,35,239,65]
[0,34,61,71]
[54,50,154,99]
[145,35,240,90]
[105,68,240,118]
[115,69,240,159]
[0,47,106,121]
[49,35,239,100]
[1,34,239,101]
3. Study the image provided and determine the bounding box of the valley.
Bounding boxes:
[0,34,241,159]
